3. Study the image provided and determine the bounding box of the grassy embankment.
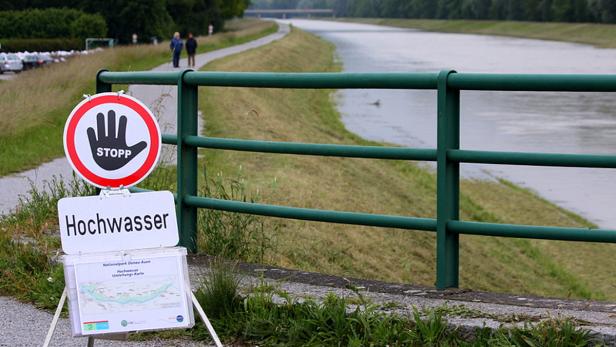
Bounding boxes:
[3,21,616,305]
[338,18,616,48]
[199,28,616,300]
[0,19,276,177]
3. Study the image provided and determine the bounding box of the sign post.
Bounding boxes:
[45,92,222,347]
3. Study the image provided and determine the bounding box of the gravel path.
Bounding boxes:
[0,22,289,216]
[0,23,288,347]
[0,296,211,347]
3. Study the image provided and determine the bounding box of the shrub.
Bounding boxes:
[70,13,107,39]
[0,8,107,40]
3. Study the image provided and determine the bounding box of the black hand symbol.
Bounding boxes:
[87,110,147,171]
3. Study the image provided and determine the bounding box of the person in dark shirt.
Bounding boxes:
[186,33,197,68]
[170,32,183,68]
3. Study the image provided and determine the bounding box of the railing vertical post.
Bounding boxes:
[176,70,198,252]
[436,70,460,289]
[94,69,111,196]
[96,69,111,93]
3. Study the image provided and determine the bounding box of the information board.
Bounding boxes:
[63,247,194,336]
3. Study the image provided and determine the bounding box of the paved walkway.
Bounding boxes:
[0,22,289,216]
[0,296,211,347]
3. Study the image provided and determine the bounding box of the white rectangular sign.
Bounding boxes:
[63,247,194,336]
[58,191,178,254]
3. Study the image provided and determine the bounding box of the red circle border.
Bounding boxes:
[64,94,161,188]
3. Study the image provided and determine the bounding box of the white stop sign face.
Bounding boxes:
[63,93,161,188]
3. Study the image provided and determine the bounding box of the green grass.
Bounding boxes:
[4,23,616,303]
[336,18,616,48]
[0,176,94,307]
[0,19,276,177]
[196,171,276,263]
[0,21,612,345]
[197,27,616,300]
[189,263,600,346]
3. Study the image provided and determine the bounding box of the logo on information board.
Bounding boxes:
[63,93,161,188]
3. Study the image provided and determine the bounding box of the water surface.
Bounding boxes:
[286,19,616,228]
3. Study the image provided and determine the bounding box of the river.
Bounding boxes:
[285,19,616,228]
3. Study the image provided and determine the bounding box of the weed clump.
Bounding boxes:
[0,175,93,308]
[193,262,600,346]
[197,171,276,263]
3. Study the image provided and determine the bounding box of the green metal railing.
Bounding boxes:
[97,69,616,289]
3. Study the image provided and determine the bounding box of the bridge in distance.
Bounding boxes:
[244,8,334,19]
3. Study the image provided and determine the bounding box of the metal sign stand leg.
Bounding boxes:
[43,287,96,347]
[43,287,68,347]
[190,292,223,347]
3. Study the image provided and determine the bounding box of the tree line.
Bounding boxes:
[0,8,106,40]
[0,0,251,44]
[250,0,616,23]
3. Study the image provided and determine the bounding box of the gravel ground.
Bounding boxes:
[0,296,211,347]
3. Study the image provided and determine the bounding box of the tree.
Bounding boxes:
[221,0,251,18]
[551,0,575,21]
[597,0,616,22]
[460,0,491,19]
[1,0,247,43]
[70,13,108,38]
[435,0,450,19]
[488,0,507,19]
[411,0,438,18]
[0,8,106,39]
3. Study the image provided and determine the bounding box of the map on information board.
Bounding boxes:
[78,276,182,314]
[72,251,192,335]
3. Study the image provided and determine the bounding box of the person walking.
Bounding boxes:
[186,33,197,68]
[170,32,183,68]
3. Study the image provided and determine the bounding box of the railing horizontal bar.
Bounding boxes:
[184,195,437,231]
[98,71,182,85]
[448,149,616,168]
[449,220,616,243]
[129,186,150,193]
[183,136,437,160]
[98,71,616,92]
[183,71,439,89]
[129,186,177,200]
[448,73,616,92]
[162,134,177,144]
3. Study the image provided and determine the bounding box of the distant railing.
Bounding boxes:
[97,69,616,289]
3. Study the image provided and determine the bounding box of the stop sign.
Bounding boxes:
[63,93,161,188]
